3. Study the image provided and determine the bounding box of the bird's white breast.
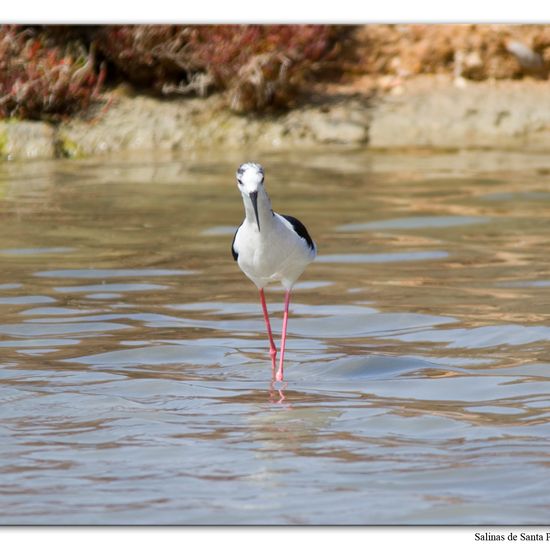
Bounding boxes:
[234,213,316,289]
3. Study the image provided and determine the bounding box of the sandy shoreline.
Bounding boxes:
[2,75,549,161]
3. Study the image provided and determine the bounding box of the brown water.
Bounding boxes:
[0,149,549,525]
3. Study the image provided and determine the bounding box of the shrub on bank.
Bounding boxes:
[0,25,104,120]
[94,25,343,112]
[0,24,344,121]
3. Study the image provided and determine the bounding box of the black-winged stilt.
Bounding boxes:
[232,162,317,382]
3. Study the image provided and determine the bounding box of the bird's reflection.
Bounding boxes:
[269,379,289,405]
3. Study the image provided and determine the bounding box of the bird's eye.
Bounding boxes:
[237,179,243,186]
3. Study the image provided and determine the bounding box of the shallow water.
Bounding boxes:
[0,149,549,525]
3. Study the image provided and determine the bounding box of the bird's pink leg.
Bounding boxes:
[276,290,291,382]
[259,288,277,372]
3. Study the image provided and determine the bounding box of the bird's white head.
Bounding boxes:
[236,162,264,195]
[236,162,267,232]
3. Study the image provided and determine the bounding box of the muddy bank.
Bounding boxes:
[2,76,550,161]
[367,76,550,150]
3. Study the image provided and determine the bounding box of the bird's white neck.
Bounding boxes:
[242,187,273,232]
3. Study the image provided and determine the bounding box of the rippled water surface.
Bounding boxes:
[0,149,549,524]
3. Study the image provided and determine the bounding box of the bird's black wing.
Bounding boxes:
[281,215,315,251]
[231,224,242,261]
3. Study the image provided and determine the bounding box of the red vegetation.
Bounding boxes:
[0,24,345,120]
[0,25,104,120]
[94,25,344,112]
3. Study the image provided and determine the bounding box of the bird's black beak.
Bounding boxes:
[249,191,260,231]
